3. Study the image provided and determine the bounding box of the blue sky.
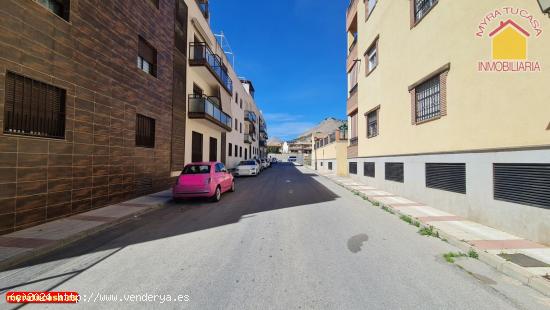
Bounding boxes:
[210,0,348,141]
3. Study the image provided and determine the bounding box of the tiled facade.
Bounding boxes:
[0,0,180,234]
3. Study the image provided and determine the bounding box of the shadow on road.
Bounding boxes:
[0,163,338,288]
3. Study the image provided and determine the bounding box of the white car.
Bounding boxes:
[234,160,260,176]
[260,159,269,170]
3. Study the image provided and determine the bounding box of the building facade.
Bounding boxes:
[346,0,550,244]
[312,129,348,177]
[0,0,267,234]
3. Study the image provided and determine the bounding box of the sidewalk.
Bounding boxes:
[314,170,550,297]
[0,190,172,271]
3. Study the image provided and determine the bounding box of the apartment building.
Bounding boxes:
[0,0,267,234]
[312,128,348,177]
[346,0,550,244]
[186,4,265,170]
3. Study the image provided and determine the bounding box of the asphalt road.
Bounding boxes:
[0,164,548,309]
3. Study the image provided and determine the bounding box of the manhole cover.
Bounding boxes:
[498,253,550,268]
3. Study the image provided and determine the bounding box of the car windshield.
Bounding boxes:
[239,161,256,166]
[182,165,210,174]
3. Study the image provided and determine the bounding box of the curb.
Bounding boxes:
[0,202,166,272]
[313,171,550,298]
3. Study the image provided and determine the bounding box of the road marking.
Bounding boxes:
[286,180,292,183]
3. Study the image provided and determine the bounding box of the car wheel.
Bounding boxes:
[212,186,221,202]
[230,181,235,192]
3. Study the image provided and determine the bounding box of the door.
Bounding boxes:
[192,131,203,162]
[215,163,230,191]
[209,137,218,162]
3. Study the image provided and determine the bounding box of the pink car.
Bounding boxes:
[172,162,235,202]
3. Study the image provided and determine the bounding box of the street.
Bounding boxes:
[0,164,548,309]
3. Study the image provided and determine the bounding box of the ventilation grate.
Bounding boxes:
[385,162,404,183]
[494,164,550,209]
[349,162,358,175]
[364,162,375,178]
[426,163,466,194]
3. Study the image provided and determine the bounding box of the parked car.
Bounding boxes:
[260,159,269,170]
[271,158,278,164]
[235,160,260,176]
[173,162,234,202]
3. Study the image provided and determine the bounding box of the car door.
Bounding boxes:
[214,163,224,190]
[218,163,230,190]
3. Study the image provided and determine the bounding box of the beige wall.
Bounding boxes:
[312,137,348,176]
[352,0,550,157]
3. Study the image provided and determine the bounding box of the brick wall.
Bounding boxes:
[0,0,178,234]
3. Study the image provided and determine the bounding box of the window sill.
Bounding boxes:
[367,133,378,139]
[366,65,378,77]
[414,115,441,125]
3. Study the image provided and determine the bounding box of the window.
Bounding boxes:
[4,72,66,139]
[234,118,238,130]
[349,162,358,175]
[348,63,359,95]
[245,149,248,160]
[192,131,203,162]
[494,164,550,209]
[320,162,323,167]
[138,36,157,77]
[136,114,155,148]
[228,143,233,156]
[235,144,238,157]
[385,163,404,183]
[366,107,379,138]
[365,37,378,75]
[239,123,242,133]
[415,75,440,122]
[413,0,438,25]
[240,99,243,109]
[426,163,466,194]
[328,162,333,170]
[239,146,243,158]
[235,92,239,104]
[209,137,217,162]
[349,112,358,145]
[364,162,375,177]
[366,0,377,18]
[36,0,70,21]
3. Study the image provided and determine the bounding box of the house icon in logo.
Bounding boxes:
[489,19,530,60]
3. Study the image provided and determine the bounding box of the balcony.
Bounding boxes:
[188,94,232,131]
[259,140,267,147]
[259,123,267,134]
[189,42,233,94]
[347,84,358,115]
[347,38,358,72]
[346,0,358,30]
[196,0,209,19]
[244,134,254,144]
[245,110,257,123]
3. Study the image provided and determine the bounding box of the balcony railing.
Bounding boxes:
[244,134,253,144]
[189,42,233,94]
[188,94,232,131]
[350,137,358,146]
[245,110,257,123]
[196,0,209,19]
[259,123,267,133]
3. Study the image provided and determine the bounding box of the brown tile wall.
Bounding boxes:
[0,0,179,234]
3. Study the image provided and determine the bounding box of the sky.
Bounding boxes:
[209,0,348,141]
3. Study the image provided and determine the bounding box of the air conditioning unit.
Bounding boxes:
[539,0,550,13]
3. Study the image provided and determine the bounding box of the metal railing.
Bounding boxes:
[189,42,233,93]
[196,0,209,19]
[188,94,232,129]
[245,110,257,123]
